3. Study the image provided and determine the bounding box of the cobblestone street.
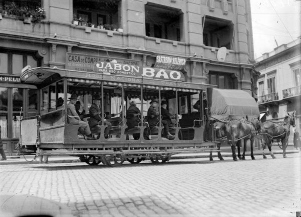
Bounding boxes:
[1,153,300,217]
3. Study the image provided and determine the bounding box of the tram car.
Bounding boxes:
[19,62,219,166]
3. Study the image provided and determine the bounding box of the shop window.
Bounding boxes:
[209,72,235,89]
[145,3,183,41]
[73,0,121,29]
[203,16,233,49]
[0,88,8,138]
[12,88,23,138]
[0,53,8,74]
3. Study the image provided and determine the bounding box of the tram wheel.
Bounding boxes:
[127,157,143,164]
[86,155,102,166]
[104,154,125,167]
[79,155,89,162]
[150,154,169,164]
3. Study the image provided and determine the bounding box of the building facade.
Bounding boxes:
[0,0,256,155]
[255,37,301,142]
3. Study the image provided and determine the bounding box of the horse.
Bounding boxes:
[224,117,260,161]
[259,112,295,159]
[209,117,259,161]
[209,120,225,161]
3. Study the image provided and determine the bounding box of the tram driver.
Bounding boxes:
[88,94,112,139]
[67,94,94,140]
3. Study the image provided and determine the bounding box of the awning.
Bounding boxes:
[210,88,260,119]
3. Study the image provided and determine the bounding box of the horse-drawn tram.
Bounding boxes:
[19,62,219,166]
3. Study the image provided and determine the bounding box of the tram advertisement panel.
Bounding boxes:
[66,53,140,72]
[96,62,185,81]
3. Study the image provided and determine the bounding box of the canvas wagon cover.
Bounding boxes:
[210,88,260,119]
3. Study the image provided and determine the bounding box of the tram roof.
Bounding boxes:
[210,88,260,118]
[20,67,214,91]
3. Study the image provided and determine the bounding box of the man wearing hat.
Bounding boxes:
[67,94,93,140]
[161,101,175,140]
[126,99,141,140]
[147,99,174,140]
[88,94,111,138]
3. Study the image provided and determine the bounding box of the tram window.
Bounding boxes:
[191,94,199,112]
[41,87,49,113]
[0,88,8,138]
[56,80,64,109]
[49,84,56,110]
[28,89,38,117]
[12,88,24,138]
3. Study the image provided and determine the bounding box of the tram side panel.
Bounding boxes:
[20,118,38,146]
[39,109,65,144]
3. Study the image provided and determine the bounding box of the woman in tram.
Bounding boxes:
[88,94,111,139]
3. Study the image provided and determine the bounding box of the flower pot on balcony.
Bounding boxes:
[73,20,79,25]
[23,16,32,24]
[85,26,92,33]
[117,28,123,33]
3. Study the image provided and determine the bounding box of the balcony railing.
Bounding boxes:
[258,92,279,104]
[282,85,301,99]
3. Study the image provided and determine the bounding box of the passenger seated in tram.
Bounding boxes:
[126,99,141,140]
[67,94,94,140]
[147,99,174,140]
[88,94,112,139]
[126,99,140,129]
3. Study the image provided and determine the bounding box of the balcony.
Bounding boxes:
[258,92,279,104]
[282,85,301,99]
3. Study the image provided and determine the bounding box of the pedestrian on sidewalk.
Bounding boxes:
[293,128,301,150]
[0,126,7,161]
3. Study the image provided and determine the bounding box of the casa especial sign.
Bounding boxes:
[66,53,185,81]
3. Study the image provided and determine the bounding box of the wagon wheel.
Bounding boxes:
[150,154,170,164]
[127,157,143,164]
[86,155,102,166]
[104,154,125,167]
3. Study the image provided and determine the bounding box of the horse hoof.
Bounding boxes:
[210,158,213,161]
[272,156,276,159]
[220,158,224,161]
[263,156,267,159]
[252,157,255,160]
[283,155,287,158]
[233,158,238,161]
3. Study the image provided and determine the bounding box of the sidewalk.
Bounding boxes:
[0,145,299,165]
